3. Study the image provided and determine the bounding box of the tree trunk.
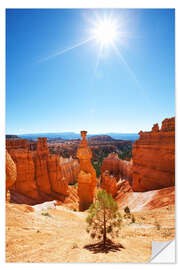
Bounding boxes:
[103,207,106,247]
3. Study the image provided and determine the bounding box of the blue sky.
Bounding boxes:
[6,9,175,134]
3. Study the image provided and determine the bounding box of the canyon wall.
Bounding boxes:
[6,138,70,204]
[132,117,175,191]
[60,157,79,185]
[6,151,17,196]
[101,153,133,182]
[101,170,117,198]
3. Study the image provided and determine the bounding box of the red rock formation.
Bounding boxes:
[101,170,117,198]
[47,154,69,197]
[34,138,51,195]
[60,157,80,185]
[8,148,39,200]
[115,179,133,202]
[76,131,97,211]
[6,151,17,196]
[117,179,133,195]
[132,117,175,191]
[119,159,133,183]
[61,185,79,210]
[6,139,27,150]
[116,186,175,211]
[101,153,133,182]
[7,138,69,204]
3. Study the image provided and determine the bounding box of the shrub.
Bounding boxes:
[124,206,131,219]
[124,206,130,214]
[41,212,50,217]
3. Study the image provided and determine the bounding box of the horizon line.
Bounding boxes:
[6,131,140,136]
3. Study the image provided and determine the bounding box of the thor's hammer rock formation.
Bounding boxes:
[76,131,96,211]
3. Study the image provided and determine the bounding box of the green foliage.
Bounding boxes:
[117,143,132,160]
[91,143,132,177]
[71,182,77,187]
[123,206,132,219]
[124,206,130,214]
[86,190,122,246]
[41,212,51,217]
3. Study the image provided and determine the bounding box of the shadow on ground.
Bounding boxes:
[84,239,125,254]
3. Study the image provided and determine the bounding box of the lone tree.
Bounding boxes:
[86,189,122,247]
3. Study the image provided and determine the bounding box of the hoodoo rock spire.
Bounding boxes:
[76,131,97,211]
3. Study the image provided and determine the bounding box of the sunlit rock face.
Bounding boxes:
[47,154,69,198]
[132,117,175,192]
[101,170,117,198]
[8,148,39,200]
[6,138,69,204]
[60,157,80,185]
[6,151,17,198]
[76,131,96,211]
[34,138,51,195]
[101,153,133,183]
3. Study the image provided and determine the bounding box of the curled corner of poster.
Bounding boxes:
[150,239,175,263]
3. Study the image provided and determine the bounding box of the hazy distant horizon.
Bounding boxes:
[6,131,140,141]
[8,131,139,136]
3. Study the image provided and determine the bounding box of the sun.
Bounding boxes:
[92,18,118,46]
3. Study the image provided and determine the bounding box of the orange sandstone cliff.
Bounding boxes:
[101,153,133,182]
[6,138,69,204]
[101,170,117,198]
[132,117,175,191]
[76,131,96,211]
[6,150,17,196]
[60,157,79,185]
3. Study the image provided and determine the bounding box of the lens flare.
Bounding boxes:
[93,18,118,46]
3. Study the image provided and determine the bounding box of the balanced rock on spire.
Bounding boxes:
[76,131,97,211]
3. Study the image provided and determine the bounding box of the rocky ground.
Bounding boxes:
[6,200,175,263]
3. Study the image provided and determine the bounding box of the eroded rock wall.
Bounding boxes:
[60,157,80,185]
[6,138,69,204]
[101,153,133,182]
[6,150,17,196]
[101,170,117,198]
[132,117,175,191]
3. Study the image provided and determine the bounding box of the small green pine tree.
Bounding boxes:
[124,206,131,219]
[86,189,122,247]
[124,206,130,214]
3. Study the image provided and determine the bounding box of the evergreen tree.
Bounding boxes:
[86,190,122,247]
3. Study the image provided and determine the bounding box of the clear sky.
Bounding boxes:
[6,8,175,134]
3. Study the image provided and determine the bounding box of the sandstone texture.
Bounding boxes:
[132,117,175,191]
[76,131,96,211]
[6,184,175,263]
[6,151,17,196]
[101,153,133,182]
[6,138,69,204]
[60,157,79,185]
[101,170,117,198]
[116,186,175,211]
